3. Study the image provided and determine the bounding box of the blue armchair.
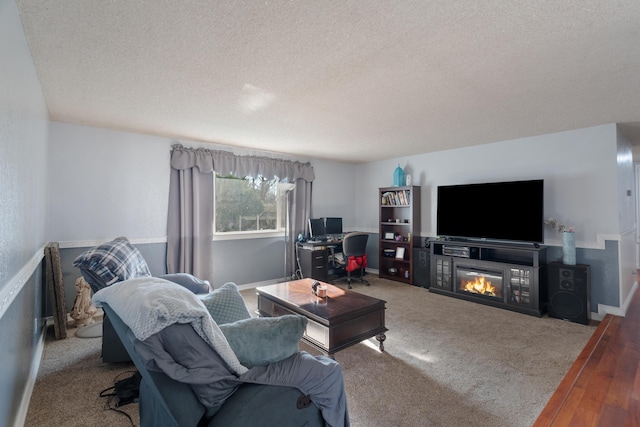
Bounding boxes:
[102,303,325,427]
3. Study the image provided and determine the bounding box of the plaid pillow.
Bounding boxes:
[73,238,151,289]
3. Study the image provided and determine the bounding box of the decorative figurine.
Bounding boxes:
[70,277,98,328]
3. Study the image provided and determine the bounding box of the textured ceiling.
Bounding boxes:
[16,0,640,163]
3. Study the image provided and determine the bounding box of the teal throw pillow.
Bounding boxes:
[200,282,252,325]
[219,315,307,368]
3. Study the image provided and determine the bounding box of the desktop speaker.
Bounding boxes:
[413,248,430,288]
[547,262,591,325]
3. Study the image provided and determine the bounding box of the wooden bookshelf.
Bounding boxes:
[378,186,420,285]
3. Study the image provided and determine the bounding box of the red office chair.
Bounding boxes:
[336,232,369,289]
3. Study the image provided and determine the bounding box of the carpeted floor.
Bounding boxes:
[242,277,596,427]
[25,315,139,427]
[26,276,595,427]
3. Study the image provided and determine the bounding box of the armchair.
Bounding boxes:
[73,237,211,362]
[101,303,324,427]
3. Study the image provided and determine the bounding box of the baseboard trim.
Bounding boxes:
[596,282,638,319]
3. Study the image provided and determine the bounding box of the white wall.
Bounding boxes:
[1,0,49,277]
[47,122,356,243]
[355,124,621,248]
[1,1,50,425]
[48,123,170,241]
[307,158,358,230]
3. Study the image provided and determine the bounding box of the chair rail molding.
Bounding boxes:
[0,245,46,320]
[59,237,168,249]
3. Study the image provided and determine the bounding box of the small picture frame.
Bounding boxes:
[384,232,395,240]
[395,247,405,259]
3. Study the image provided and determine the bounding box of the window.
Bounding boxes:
[214,174,289,235]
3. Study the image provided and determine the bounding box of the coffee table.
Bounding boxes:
[256,278,387,357]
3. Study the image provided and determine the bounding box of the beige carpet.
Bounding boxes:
[242,277,595,427]
[25,314,139,427]
[26,277,595,427]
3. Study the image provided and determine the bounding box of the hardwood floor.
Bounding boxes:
[533,288,640,426]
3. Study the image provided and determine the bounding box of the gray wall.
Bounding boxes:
[56,237,288,313]
[0,1,50,426]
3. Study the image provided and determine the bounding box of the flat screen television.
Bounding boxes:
[436,179,544,244]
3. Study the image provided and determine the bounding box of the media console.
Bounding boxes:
[429,240,548,316]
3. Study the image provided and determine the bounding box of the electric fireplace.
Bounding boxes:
[447,261,542,315]
[429,240,546,317]
[456,266,503,301]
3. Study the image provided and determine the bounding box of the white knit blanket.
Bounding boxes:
[92,276,248,375]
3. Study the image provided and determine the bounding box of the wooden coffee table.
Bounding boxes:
[256,278,387,357]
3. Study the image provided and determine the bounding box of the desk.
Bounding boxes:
[297,239,343,281]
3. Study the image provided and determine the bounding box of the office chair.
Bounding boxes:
[335,232,369,289]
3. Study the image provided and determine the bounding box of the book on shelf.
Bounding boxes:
[381,190,410,206]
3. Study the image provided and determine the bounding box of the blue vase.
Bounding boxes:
[393,164,405,187]
[562,231,576,265]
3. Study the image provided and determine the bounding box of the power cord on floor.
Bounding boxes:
[99,370,139,427]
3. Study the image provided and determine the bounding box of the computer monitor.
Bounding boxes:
[325,217,343,235]
[308,218,326,238]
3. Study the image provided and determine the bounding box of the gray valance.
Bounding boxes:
[170,144,315,182]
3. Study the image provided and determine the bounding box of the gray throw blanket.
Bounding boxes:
[92,277,248,376]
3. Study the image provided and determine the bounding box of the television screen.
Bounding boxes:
[325,217,343,235]
[308,218,326,238]
[436,179,544,243]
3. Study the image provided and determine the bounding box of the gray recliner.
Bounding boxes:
[102,303,325,427]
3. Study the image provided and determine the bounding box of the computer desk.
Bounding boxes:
[296,236,344,282]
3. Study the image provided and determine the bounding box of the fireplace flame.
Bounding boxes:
[463,276,498,297]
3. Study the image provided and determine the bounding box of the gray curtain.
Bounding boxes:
[167,149,215,282]
[167,144,314,283]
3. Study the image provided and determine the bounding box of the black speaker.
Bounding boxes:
[413,248,430,288]
[547,262,591,325]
